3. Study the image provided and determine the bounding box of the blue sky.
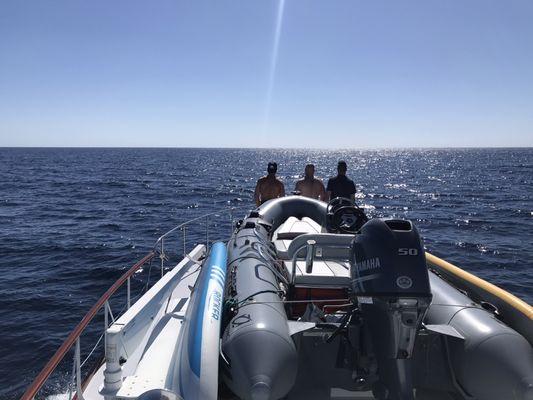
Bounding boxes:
[1,0,532,148]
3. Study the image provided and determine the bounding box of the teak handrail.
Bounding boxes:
[21,251,155,400]
[426,252,532,319]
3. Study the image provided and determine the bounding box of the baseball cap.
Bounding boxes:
[267,162,278,174]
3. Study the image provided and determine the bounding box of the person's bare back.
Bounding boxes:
[254,162,285,206]
[295,177,326,200]
[294,164,326,201]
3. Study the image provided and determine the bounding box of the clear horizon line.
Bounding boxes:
[0,145,532,150]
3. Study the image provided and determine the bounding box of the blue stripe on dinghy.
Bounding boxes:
[210,265,226,288]
[212,267,225,280]
[212,264,225,275]
[188,242,227,378]
[212,267,225,281]
[211,271,225,288]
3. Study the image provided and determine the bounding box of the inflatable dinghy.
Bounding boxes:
[23,197,533,400]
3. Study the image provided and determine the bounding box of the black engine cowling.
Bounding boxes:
[351,219,430,297]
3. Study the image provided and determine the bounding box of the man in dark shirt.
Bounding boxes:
[326,160,356,202]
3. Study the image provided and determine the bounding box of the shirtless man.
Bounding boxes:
[294,164,327,201]
[254,162,285,206]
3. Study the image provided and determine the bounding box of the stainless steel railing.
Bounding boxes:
[21,205,249,400]
[153,206,247,277]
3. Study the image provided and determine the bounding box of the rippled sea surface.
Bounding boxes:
[0,148,532,399]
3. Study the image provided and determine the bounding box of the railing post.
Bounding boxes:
[205,215,209,250]
[104,301,109,349]
[229,208,234,237]
[75,338,84,400]
[127,277,131,310]
[160,238,165,278]
[182,226,187,257]
[68,346,76,400]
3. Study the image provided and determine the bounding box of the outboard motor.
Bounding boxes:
[351,219,431,400]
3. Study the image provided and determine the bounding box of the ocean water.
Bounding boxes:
[0,147,531,399]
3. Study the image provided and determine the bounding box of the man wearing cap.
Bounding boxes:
[254,162,285,206]
[294,164,327,201]
[326,161,356,202]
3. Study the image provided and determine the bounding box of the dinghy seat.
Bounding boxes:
[284,233,355,288]
[273,216,323,259]
[284,260,351,287]
[272,217,354,287]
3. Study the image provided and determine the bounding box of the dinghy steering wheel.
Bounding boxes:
[327,197,368,233]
